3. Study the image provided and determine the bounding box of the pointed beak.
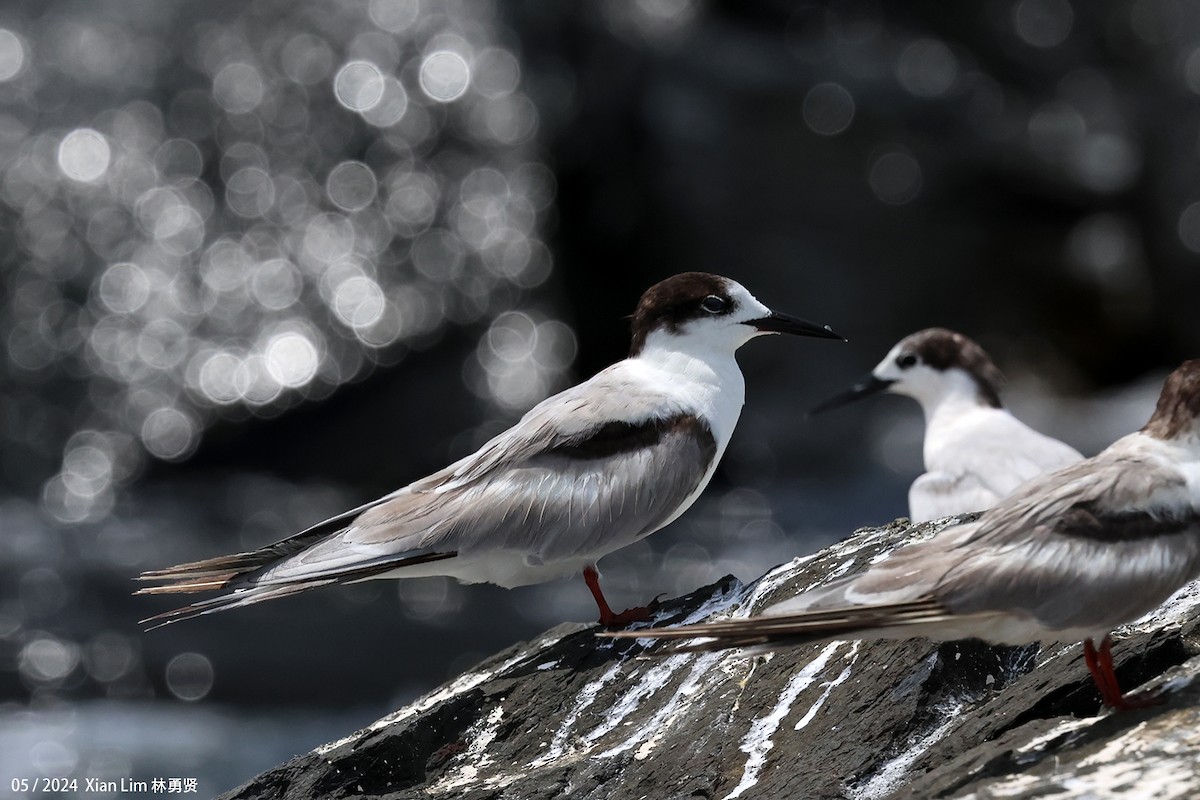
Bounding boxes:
[810,374,894,415]
[747,312,845,341]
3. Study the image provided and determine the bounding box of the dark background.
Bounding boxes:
[1,0,1198,794]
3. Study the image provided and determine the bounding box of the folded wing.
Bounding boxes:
[608,446,1200,652]
[931,452,1200,632]
[138,370,717,625]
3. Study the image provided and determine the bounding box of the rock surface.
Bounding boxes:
[222,517,1200,800]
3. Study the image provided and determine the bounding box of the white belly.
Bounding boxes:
[365,552,594,589]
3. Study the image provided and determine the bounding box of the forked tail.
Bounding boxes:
[135,549,456,629]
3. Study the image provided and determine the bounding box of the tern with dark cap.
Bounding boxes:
[137,272,843,629]
[812,328,1082,521]
[607,359,1200,709]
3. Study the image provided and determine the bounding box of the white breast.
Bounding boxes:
[626,333,747,446]
[914,403,1083,520]
[620,337,749,531]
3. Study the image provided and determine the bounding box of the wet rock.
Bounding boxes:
[222,516,1200,799]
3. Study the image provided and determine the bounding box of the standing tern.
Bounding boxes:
[137,272,843,628]
[811,328,1083,521]
[607,360,1200,709]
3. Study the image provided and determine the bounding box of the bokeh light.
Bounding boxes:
[0,2,558,526]
[326,161,379,211]
[334,61,386,112]
[868,150,923,205]
[212,63,265,114]
[281,33,334,85]
[896,38,958,98]
[474,49,521,99]
[165,652,215,702]
[20,636,80,688]
[58,129,112,183]
[803,82,856,136]
[141,408,199,461]
[0,28,27,81]
[467,313,577,412]
[1185,48,1200,94]
[601,0,700,42]
[361,76,409,126]
[419,50,471,102]
[370,0,422,34]
[1013,0,1075,48]
[1177,201,1200,253]
[265,331,320,389]
[84,632,136,683]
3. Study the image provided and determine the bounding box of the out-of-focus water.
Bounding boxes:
[0,701,381,797]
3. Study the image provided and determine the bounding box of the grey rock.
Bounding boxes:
[221,517,1200,799]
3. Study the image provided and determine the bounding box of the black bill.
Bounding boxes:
[748,312,844,340]
[810,374,894,414]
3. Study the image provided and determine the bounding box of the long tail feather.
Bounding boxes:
[140,581,335,630]
[600,598,953,653]
[136,542,325,588]
[134,573,241,595]
[135,502,396,589]
[137,550,457,629]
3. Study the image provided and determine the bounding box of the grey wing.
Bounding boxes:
[756,516,989,618]
[442,415,716,561]
[766,451,1200,634]
[137,369,718,625]
[417,364,695,492]
[251,414,717,584]
[140,366,691,588]
[925,453,1200,632]
[244,365,714,585]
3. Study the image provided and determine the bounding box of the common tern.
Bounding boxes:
[138,272,843,628]
[812,328,1083,521]
[608,360,1200,709]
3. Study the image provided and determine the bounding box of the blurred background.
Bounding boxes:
[2,0,1198,794]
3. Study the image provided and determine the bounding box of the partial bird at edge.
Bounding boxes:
[605,359,1200,710]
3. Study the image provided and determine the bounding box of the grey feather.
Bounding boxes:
[611,435,1200,652]
[252,412,716,586]
[140,369,718,603]
[785,448,1200,637]
[929,453,1200,632]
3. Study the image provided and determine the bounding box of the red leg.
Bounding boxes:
[1083,638,1122,707]
[1098,635,1163,711]
[583,565,656,628]
[1081,636,1163,711]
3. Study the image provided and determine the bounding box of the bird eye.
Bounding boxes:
[700,295,728,314]
[896,353,918,369]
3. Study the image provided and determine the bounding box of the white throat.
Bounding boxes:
[899,369,995,425]
[631,328,749,450]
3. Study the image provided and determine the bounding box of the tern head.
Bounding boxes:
[1142,360,1200,441]
[628,272,843,358]
[812,328,1004,415]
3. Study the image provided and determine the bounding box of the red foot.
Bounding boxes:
[583,565,662,629]
[599,605,655,628]
[1082,636,1165,711]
